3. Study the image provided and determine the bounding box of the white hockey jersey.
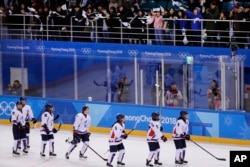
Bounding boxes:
[172,119,189,140]
[108,122,125,145]
[40,111,54,135]
[13,104,34,122]
[73,113,91,134]
[146,120,163,142]
[11,108,25,126]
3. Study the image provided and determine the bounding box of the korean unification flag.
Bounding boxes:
[61,4,67,11]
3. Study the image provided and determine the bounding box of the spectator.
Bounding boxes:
[7,80,22,95]
[106,6,120,43]
[204,1,219,47]
[180,6,203,46]
[116,77,133,103]
[175,10,188,46]
[98,6,111,43]
[71,5,85,42]
[147,8,164,45]
[93,64,119,102]
[130,8,147,44]
[165,82,182,107]
[217,11,229,47]
[165,7,176,45]
[228,6,244,48]
[207,80,221,110]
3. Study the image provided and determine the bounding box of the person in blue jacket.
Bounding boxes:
[179,6,203,46]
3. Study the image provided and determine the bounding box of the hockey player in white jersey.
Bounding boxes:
[11,101,28,155]
[65,106,91,159]
[146,112,167,166]
[172,110,190,164]
[40,103,58,157]
[106,114,128,167]
[19,97,37,148]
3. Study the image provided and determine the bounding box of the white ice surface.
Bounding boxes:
[0,125,248,167]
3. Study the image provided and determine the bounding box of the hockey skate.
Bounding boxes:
[23,149,28,154]
[146,159,153,166]
[117,161,125,165]
[49,152,57,156]
[181,159,188,164]
[12,150,20,156]
[106,162,113,167]
[175,159,183,164]
[40,152,46,157]
[65,152,69,159]
[79,151,87,158]
[154,159,163,165]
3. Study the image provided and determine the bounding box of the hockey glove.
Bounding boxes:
[31,118,37,124]
[17,122,24,130]
[185,134,190,141]
[180,133,186,139]
[121,134,128,139]
[17,122,22,129]
[161,135,167,142]
[52,128,57,133]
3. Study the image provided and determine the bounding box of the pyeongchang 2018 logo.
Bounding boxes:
[0,101,16,116]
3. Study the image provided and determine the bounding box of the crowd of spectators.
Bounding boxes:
[0,0,249,48]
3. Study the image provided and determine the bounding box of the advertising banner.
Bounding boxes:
[0,96,249,140]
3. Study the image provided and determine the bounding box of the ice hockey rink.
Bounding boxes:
[0,125,249,167]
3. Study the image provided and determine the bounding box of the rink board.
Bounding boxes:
[0,95,250,145]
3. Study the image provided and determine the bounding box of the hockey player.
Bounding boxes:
[65,106,91,159]
[11,101,28,155]
[172,110,190,164]
[19,96,37,148]
[146,112,167,166]
[40,103,58,157]
[106,114,128,167]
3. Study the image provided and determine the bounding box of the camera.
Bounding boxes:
[7,84,13,89]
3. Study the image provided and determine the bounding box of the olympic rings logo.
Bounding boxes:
[233,55,246,61]
[35,46,45,52]
[0,101,16,116]
[128,50,138,56]
[81,48,91,54]
[178,52,190,59]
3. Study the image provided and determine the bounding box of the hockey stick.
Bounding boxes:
[83,142,108,161]
[57,123,62,131]
[126,121,139,135]
[65,137,107,161]
[190,139,226,161]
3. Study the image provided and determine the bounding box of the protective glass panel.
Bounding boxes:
[45,53,75,99]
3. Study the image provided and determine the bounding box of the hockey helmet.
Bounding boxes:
[19,96,26,101]
[16,101,22,106]
[180,110,188,117]
[116,114,125,122]
[151,112,160,121]
[45,103,54,112]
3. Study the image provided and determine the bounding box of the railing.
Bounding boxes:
[0,14,249,49]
